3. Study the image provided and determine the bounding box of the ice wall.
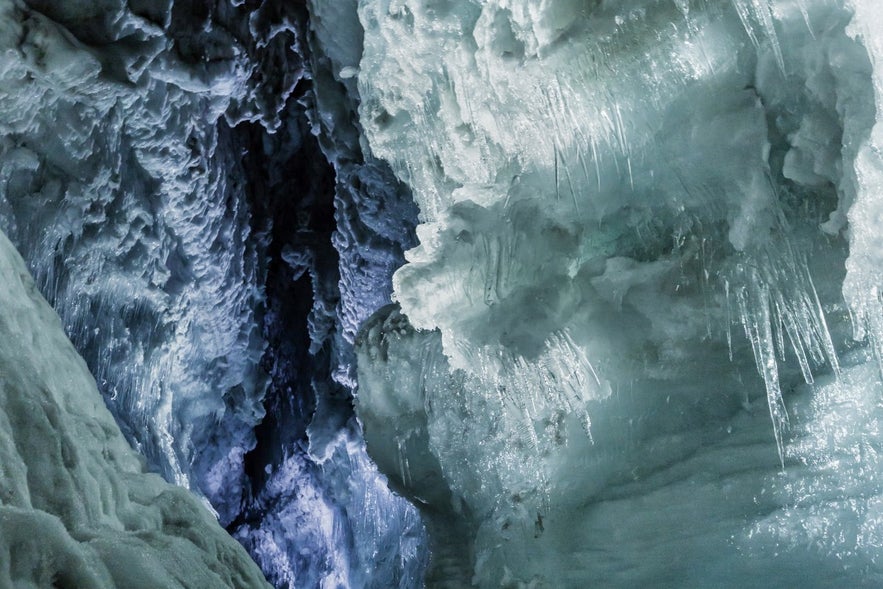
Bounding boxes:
[0,228,269,588]
[355,0,883,585]
[0,0,426,586]
[0,0,274,510]
[226,55,427,586]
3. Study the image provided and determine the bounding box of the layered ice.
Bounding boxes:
[0,228,269,588]
[354,0,883,585]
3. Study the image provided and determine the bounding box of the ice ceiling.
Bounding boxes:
[2,0,883,587]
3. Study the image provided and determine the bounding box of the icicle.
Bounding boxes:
[732,1,761,50]
[772,300,787,360]
[794,0,816,40]
[773,289,814,384]
[804,264,840,376]
[589,133,602,191]
[625,154,635,192]
[396,436,412,488]
[725,279,734,361]
[758,288,789,467]
[554,143,561,202]
[736,272,789,467]
[732,0,785,73]
[751,0,785,72]
[541,84,580,212]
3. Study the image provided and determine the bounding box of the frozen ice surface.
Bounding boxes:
[0,0,271,509]
[354,0,883,585]
[11,0,883,585]
[0,228,269,588]
[0,1,426,587]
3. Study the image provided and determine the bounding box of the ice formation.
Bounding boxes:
[226,4,428,582]
[7,0,883,586]
[354,0,883,585]
[0,0,271,507]
[0,0,423,587]
[0,229,269,588]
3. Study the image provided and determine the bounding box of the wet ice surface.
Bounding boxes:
[354,0,883,585]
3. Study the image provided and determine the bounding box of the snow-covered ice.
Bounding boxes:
[0,228,269,588]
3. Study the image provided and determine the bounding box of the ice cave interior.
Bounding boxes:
[3,0,883,587]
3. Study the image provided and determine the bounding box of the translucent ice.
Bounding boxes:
[355,0,883,585]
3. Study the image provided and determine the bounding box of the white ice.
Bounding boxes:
[0,228,269,588]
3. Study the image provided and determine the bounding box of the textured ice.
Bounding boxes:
[0,1,425,587]
[0,229,269,588]
[0,0,271,513]
[230,2,430,584]
[226,90,427,588]
[354,0,883,585]
[11,0,883,585]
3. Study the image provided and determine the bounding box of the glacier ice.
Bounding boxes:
[225,96,427,588]
[0,0,270,509]
[9,0,883,585]
[0,228,269,588]
[0,0,424,587]
[354,0,883,585]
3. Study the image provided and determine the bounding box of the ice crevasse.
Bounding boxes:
[0,0,424,587]
[354,0,883,586]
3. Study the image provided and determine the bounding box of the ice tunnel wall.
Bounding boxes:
[0,0,426,587]
[0,228,270,588]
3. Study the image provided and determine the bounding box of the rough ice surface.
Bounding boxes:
[355,0,883,585]
[226,1,427,587]
[0,0,424,587]
[0,228,269,588]
[226,23,428,584]
[10,0,883,585]
[0,0,270,509]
